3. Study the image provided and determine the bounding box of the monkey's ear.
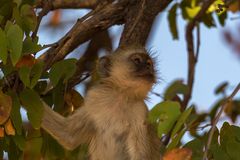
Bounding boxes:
[97,56,111,78]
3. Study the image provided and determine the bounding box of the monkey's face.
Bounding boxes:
[98,47,156,99]
[128,53,155,83]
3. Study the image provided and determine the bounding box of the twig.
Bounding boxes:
[202,83,240,160]
[182,0,215,109]
[195,24,200,62]
[38,0,129,70]
[32,0,53,39]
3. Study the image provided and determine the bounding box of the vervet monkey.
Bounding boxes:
[42,47,162,160]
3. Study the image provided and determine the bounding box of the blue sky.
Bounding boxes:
[38,9,240,113]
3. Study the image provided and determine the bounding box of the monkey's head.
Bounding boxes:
[97,47,156,99]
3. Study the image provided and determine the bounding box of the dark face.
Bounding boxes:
[129,53,155,82]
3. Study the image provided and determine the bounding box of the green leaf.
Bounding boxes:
[171,106,193,138]
[184,138,204,160]
[211,144,231,160]
[19,66,31,87]
[0,1,14,21]
[9,92,22,135]
[226,141,240,160]
[217,11,227,26]
[168,3,179,40]
[215,82,228,95]
[49,59,77,87]
[20,4,37,33]
[148,101,181,137]
[0,28,8,64]
[30,61,44,88]
[220,122,240,150]
[167,128,185,151]
[19,88,43,129]
[202,13,216,28]
[22,36,42,54]
[18,61,44,88]
[12,135,26,151]
[164,80,189,101]
[6,24,24,65]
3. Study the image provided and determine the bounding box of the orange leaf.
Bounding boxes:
[228,1,239,13]
[0,91,12,124]
[163,148,192,160]
[16,54,36,68]
[49,10,61,27]
[5,119,16,136]
[0,127,4,137]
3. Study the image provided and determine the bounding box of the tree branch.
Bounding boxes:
[202,83,240,160]
[182,0,215,109]
[38,0,129,70]
[119,0,173,47]
[35,0,100,9]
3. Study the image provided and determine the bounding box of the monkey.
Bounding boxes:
[41,46,162,160]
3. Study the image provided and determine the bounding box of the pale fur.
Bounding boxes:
[41,47,161,160]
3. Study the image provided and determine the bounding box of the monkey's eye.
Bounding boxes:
[146,60,153,67]
[134,57,141,64]
[131,54,142,65]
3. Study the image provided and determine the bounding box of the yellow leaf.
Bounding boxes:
[5,119,16,136]
[163,148,192,160]
[0,127,4,137]
[208,0,226,14]
[0,91,12,124]
[186,6,201,19]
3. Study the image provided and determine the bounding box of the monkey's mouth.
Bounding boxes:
[135,72,155,82]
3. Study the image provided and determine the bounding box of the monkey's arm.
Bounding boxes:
[41,102,96,150]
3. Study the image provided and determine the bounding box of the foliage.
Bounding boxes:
[0,0,239,159]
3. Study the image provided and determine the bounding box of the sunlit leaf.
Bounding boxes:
[49,59,77,87]
[6,24,24,65]
[0,28,8,64]
[19,88,43,129]
[163,148,192,160]
[16,54,35,68]
[148,101,181,137]
[0,127,4,137]
[4,119,16,135]
[208,0,227,14]
[186,6,201,19]
[168,3,179,40]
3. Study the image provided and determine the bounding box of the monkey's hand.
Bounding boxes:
[41,102,96,150]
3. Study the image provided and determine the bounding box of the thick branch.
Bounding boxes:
[38,0,129,70]
[119,0,173,47]
[182,0,215,109]
[35,0,99,9]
